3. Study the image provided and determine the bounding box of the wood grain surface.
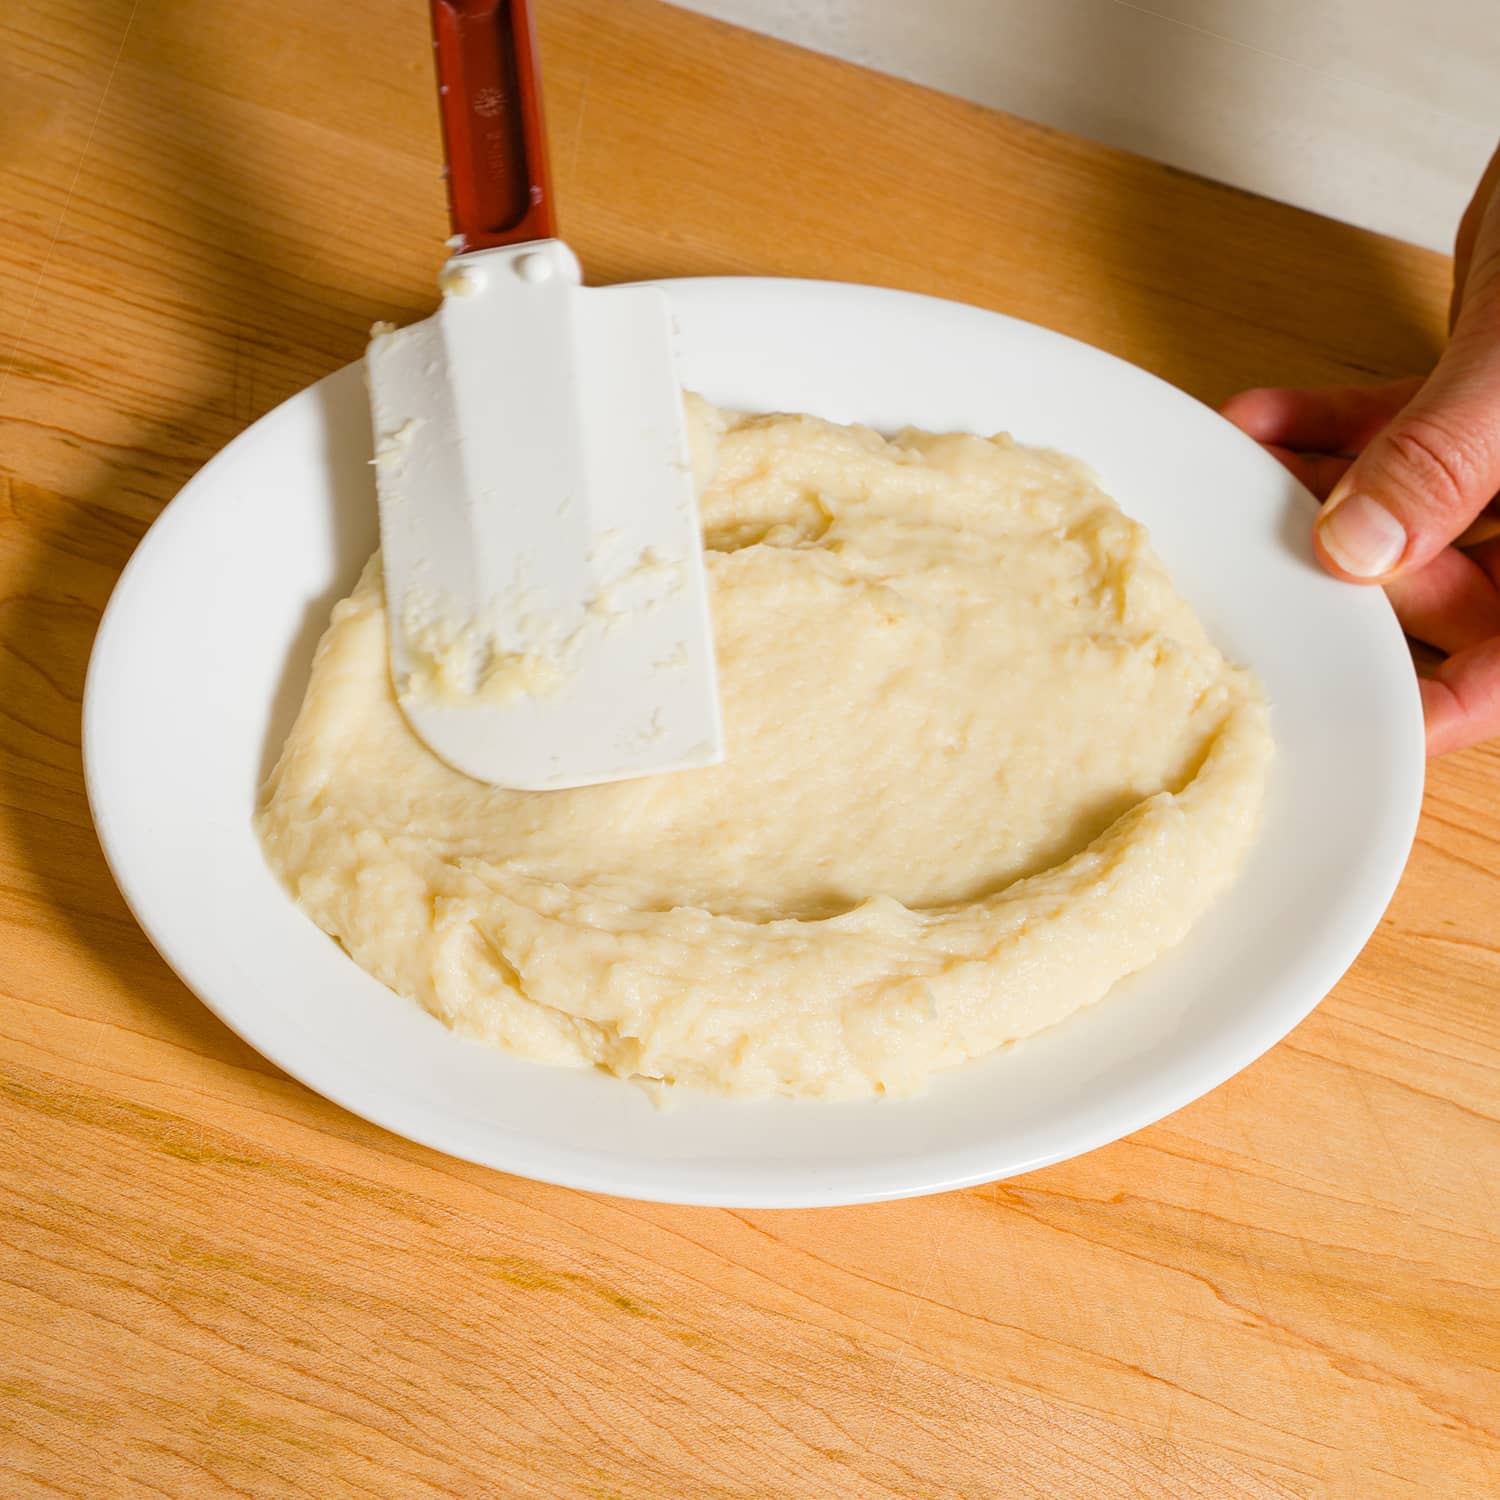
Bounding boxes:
[2,2,1497,1496]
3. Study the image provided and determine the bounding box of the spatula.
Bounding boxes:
[364,0,722,789]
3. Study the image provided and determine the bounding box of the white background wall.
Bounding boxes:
[672,0,1499,253]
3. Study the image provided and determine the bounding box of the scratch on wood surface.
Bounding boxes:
[857,1224,947,1454]
[567,46,597,190]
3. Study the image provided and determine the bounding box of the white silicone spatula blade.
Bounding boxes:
[367,243,721,788]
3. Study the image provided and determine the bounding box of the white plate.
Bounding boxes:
[84,279,1424,1207]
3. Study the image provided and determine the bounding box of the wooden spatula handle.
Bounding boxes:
[429,0,557,249]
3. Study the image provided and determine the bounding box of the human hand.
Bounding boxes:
[1222,143,1500,756]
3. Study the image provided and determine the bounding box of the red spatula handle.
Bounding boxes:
[429,0,556,249]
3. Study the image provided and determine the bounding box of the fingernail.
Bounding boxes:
[1317,491,1407,578]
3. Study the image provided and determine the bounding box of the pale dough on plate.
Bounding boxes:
[258,401,1271,1099]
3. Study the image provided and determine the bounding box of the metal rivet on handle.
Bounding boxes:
[517,252,554,284]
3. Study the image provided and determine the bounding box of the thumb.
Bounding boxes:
[1316,221,1500,583]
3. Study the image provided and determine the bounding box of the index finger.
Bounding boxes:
[1221,381,1421,455]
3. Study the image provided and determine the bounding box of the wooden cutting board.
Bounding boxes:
[1,2,1496,1495]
